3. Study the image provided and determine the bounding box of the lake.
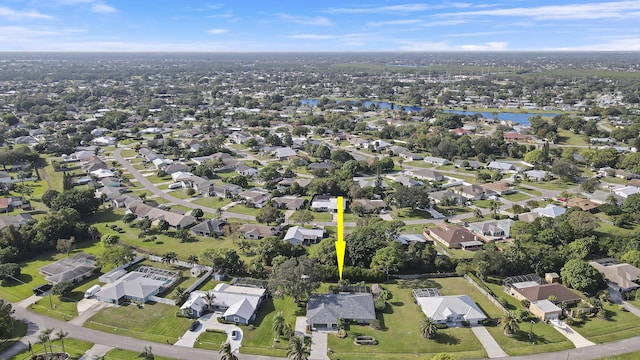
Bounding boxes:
[300,99,560,126]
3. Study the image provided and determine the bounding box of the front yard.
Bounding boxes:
[84,302,192,343]
[572,303,640,343]
[9,338,93,360]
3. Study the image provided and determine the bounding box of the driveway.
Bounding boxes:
[78,344,112,360]
[308,331,329,360]
[471,326,508,358]
[174,312,243,353]
[550,319,595,348]
[69,299,112,326]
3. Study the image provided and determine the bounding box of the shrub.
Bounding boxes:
[521,300,531,308]
[461,320,470,327]
[374,299,387,312]
[499,298,509,308]
[435,323,448,329]
[206,328,227,334]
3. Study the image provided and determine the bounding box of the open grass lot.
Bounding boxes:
[328,278,487,360]
[557,129,589,146]
[227,204,260,216]
[436,205,472,217]
[194,330,228,350]
[9,338,93,360]
[166,189,193,200]
[390,208,432,221]
[85,302,192,343]
[300,210,333,222]
[445,248,479,260]
[501,192,531,202]
[103,348,176,360]
[572,303,640,343]
[521,180,576,191]
[144,174,172,184]
[120,149,137,158]
[515,185,543,196]
[0,320,27,354]
[239,296,303,357]
[192,196,232,209]
[405,160,435,168]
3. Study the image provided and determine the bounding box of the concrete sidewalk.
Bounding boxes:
[471,326,508,358]
[550,319,595,348]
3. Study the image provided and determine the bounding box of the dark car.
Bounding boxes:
[189,320,200,331]
[231,330,239,340]
[33,283,52,296]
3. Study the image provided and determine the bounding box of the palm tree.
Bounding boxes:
[282,323,293,339]
[173,286,188,305]
[501,312,520,336]
[272,311,285,338]
[286,336,309,360]
[137,346,154,360]
[161,251,178,267]
[489,200,500,218]
[419,316,438,339]
[37,333,49,357]
[55,329,69,354]
[188,254,199,265]
[219,341,238,360]
[42,328,54,354]
[473,208,483,220]
[204,291,215,311]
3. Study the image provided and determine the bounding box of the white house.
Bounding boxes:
[181,284,266,324]
[310,195,347,212]
[533,204,566,218]
[413,289,487,325]
[284,226,325,246]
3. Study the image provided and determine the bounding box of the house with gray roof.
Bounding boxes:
[95,268,178,305]
[468,219,514,239]
[533,204,566,218]
[191,219,228,237]
[39,253,97,285]
[454,160,481,170]
[306,293,376,330]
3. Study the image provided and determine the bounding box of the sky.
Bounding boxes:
[1,0,639,52]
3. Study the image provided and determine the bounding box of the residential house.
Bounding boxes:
[152,157,173,169]
[238,224,280,240]
[429,190,467,205]
[356,178,389,189]
[191,219,228,237]
[398,151,423,161]
[126,201,195,229]
[163,162,190,175]
[272,147,297,160]
[532,204,566,218]
[366,139,392,152]
[482,181,515,195]
[310,195,347,212]
[96,267,179,305]
[487,161,517,173]
[468,219,514,239]
[462,184,495,200]
[284,226,325,245]
[409,169,445,182]
[212,183,243,199]
[0,171,11,183]
[590,259,640,292]
[235,163,258,177]
[454,159,481,169]
[238,190,270,208]
[503,132,530,141]
[182,284,266,323]
[529,300,562,321]
[524,170,550,181]
[589,190,624,205]
[413,289,486,325]
[612,186,640,199]
[426,223,483,250]
[229,132,252,145]
[510,283,581,305]
[395,175,424,188]
[272,196,305,210]
[395,234,431,246]
[351,199,387,213]
[516,211,541,223]
[0,213,33,229]
[306,293,376,330]
[566,198,598,212]
[189,176,216,196]
[39,253,97,285]
[424,156,450,166]
[307,161,335,171]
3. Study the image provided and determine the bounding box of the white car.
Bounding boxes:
[231,330,239,340]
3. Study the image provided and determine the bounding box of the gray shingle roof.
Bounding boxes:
[307,294,375,325]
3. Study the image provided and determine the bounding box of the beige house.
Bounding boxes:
[590,259,640,292]
[529,300,562,321]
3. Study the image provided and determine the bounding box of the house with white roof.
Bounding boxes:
[413,288,486,325]
[284,226,325,246]
[532,204,566,218]
[487,161,517,173]
[310,195,347,212]
[181,284,266,323]
[612,186,640,199]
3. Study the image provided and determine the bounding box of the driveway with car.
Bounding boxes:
[173,312,243,353]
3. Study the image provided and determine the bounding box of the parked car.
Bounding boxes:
[189,320,200,331]
[231,330,239,340]
[33,283,52,296]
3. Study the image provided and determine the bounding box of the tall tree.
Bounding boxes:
[219,341,238,360]
[501,312,519,336]
[419,316,438,339]
[286,336,309,360]
[272,311,285,338]
[55,329,68,354]
[370,244,405,280]
[268,256,325,303]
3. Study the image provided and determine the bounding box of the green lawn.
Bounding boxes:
[240,296,304,357]
[304,211,333,222]
[404,161,435,169]
[10,338,94,360]
[557,129,589,146]
[572,303,640,343]
[28,279,101,321]
[474,200,492,209]
[390,208,432,221]
[120,149,137,158]
[194,331,228,350]
[328,278,487,360]
[103,348,177,360]
[144,174,172,184]
[521,180,576,191]
[515,185,543,197]
[192,196,232,209]
[166,189,193,200]
[85,302,192,343]
[227,205,260,216]
[502,192,531,202]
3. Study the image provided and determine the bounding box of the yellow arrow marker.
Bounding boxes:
[335,196,346,280]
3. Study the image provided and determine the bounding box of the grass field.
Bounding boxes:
[557,129,589,146]
[120,149,137,158]
[192,196,232,209]
[328,278,487,360]
[103,348,176,360]
[240,296,304,357]
[515,185,543,196]
[226,205,260,216]
[299,210,333,222]
[9,338,94,360]
[502,192,531,202]
[390,208,432,221]
[521,180,575,191]
[85,302,192,343]
[194,330,228,350]
[572,303,640,343]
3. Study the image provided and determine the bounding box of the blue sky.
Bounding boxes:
[1,0,639,51]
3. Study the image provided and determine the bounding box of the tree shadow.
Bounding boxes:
[395,279,441,290]
[250,298,276,327]
[3,274,33,287]
[434,332,460,345]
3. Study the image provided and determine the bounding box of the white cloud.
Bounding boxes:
[367,19,424,27]
[276,13,333,26]
[326,3,431,14]
[207,28,228,35]
[0,6,53,20]
[289,34,334,40]
[399,40,509,51]
[91,3,117,14]
[439,1,640,20]
[551,37,640,51]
